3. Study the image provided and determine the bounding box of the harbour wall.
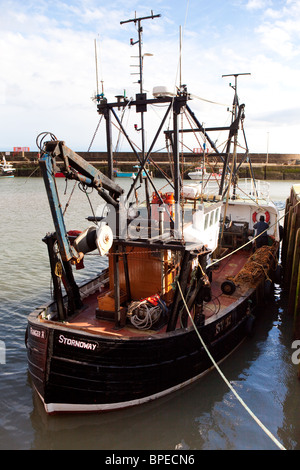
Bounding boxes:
[3,151,300,180]
[281,185,300,381]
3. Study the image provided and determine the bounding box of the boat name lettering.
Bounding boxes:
[30,326,46,339]
[58,334,97,351]
[215,315,232,335]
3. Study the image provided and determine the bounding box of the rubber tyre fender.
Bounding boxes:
[221,280,236,295]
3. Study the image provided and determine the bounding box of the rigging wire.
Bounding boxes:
[78,182,98,225]
[176,280,286,451]
[87,115,103,152]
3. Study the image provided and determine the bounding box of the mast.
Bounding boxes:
[121,12,161,181]
[96,13,187,242]
[219,73,251,197]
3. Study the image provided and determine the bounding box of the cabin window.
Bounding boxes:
[204,214,209,230]
[209,211,214,226]
[215,207,220,223]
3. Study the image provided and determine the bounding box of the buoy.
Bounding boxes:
[162,192,175,221]
[151,191,163,220]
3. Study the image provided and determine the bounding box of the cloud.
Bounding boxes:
[244,0,272,10]
[1,0,300,154]
[254,1,300,59]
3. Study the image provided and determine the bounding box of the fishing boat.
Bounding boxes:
[0,156,16,177]
[113,168,135,177]
[114,165,147,178]
[26,13,282,414]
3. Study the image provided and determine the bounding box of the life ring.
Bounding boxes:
[252,210,270,223]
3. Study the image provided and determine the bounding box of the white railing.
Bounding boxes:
[234,178,270,201]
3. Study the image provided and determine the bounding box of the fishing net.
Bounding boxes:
[228,243,278,288]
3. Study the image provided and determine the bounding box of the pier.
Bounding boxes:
[282,185,300,349]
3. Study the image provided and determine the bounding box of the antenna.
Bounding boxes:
[94,39,99,97]
[222,73,251,117]
[222,73,250,198]
[179,26,182,87]
[120,12,161,184]
[94,37,105,102]
[121,12,161,94]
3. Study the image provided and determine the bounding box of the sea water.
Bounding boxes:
[0,176,300,450]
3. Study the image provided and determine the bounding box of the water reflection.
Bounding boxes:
[28,290,296,450]
[1,177,300,450]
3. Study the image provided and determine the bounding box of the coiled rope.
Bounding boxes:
[127,299,162,329]
[176,280,286,450]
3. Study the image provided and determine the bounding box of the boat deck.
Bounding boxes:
[40,250,251,338]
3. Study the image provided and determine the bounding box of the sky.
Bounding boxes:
[1,0,300,155]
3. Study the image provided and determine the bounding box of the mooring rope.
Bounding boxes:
[176,280,286,450]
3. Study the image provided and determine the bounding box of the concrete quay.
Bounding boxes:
[3,151,300,180]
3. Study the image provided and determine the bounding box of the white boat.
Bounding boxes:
[0,156,16,177]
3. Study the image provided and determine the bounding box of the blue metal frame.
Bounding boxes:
[39,153,75,262]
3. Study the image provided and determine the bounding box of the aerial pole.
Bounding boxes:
[220,73,251,198]
[121,11,160,91]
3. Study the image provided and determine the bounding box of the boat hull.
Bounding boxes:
[26,284,259,414]
[114,172,135,177]
[0,173,15,177]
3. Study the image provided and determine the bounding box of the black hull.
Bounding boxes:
[26,287,258,414]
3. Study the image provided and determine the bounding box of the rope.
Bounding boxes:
[190,93,230,107]
[127,299,162,329]
[176,280,286,450]
[63,181,77,215]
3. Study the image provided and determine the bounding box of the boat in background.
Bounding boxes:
[0,156,15,177]
[114,165,147,178]
[113,168,135,177]
[26,13,282,414]
[188,165,222,182]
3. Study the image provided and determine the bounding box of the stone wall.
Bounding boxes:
[3,150,300,179]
